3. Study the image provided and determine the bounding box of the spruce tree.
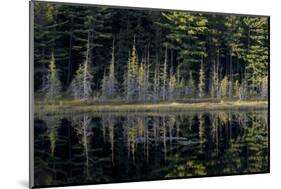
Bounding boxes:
[220,76,229,98]
[69,31,93,100]
[188,71,196,97]
[160,47,168,101]
[102,39,117,100]
[198,57,205,98]
[44,52,61,100]
[243,17,268,95]
[126,37,139,102]
[168,74,177,100]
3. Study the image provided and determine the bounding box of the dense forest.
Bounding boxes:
[33,2,269,103]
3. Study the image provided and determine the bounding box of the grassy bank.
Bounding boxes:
[34,99,268,115]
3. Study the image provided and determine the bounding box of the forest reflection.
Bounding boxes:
[34,111,268,187]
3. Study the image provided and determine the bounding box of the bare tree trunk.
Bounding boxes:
[83,30,90,99]
[229,50,233,97]
[67,21,73,86]
[162,47,168,101]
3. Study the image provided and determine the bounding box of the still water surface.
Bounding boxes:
[34,110,268,186]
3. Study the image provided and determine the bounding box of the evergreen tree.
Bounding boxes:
[162,12,208,80]
[239,77,248,101]
[188,71,196,97]
[160,47,168,100]
[44,52,61,99]
[243,17,268,95]
[211,62,219,98]
[108,40,117,98]
[168,74,177,100]
[234,80,240,98]
[101,40,117,101]
[220,76,229,98]
[198,57,205,98]
[144,47,151,101]
[33,3,269,102]
[126,38,139,102]
[101,71,109,101]
[224,16,244,97]
[153,65,160,102]
[260,76,268,99]
[138,60,146,101]
[69,31,93,100]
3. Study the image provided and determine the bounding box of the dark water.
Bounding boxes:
[33,110,268,187]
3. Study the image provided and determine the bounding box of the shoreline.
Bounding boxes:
[34,100,268,115]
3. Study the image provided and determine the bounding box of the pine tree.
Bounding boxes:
[260,76,268,99]
[211,62,219,98]
[160,47,168,101]
[224,16,244,97]
[207,15,223,98]
[234,80,240,98]
[153,65,160,102]
[138,60,146,101]
[168,54,177,100]
[198,57,205,98]
[239,77,248,101]
[33,4,269,103]
[44,52,61,99]
[168,74,177,100]
[144,47,151,101]
[101,71,109,102]
[108,40,117,98]
[69,31,93,100]
[137,47,151,102]
[126,37,139,102]
[175,66,181,98]
[243,17,268,96]
[34,2,66,91]
[220,76,229,98]
[162,12,208,80]
[188,71,196,97]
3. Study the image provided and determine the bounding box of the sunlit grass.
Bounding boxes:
[34,99,268,115]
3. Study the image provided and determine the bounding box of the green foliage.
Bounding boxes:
[243,17,268,87]
[101,40,117,100]
[260,76,268,98]
[126,39,139,101]
[138,62,146,101]
[34,2,269,102]
[187,71,196,97]
[162,12,208,80]
[198,59,205,98]
[69,62,92,100]
[211,63,219,98]
[45,52,61,99]
[234,80,240,98]
[220,76,229,98]
[160,48,168,100]
[168,74,177,100]
[239,78,248,101]
[128,40,138,79]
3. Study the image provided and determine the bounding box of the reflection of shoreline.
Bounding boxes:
[34,111,268,186]
[34,100,268,115]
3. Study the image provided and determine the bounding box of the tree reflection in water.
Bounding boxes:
[34,110,268,187]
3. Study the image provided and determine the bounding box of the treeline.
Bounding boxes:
[34,2,269,102]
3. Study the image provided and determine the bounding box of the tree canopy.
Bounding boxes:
[34,2,269,102]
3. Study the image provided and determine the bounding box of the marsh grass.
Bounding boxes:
[34,99,268,116]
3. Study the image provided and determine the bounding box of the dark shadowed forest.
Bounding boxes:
[33,2,268,107]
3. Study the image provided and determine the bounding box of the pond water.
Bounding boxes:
[33,110,268,187]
